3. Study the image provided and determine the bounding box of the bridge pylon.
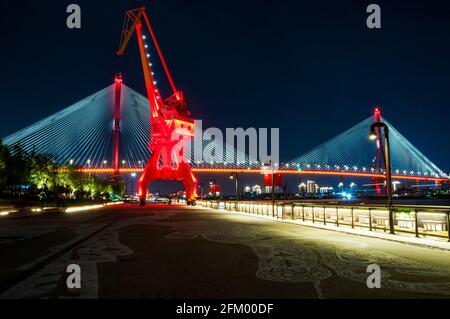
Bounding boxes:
[113,73,123,178]
[372,106,385,195]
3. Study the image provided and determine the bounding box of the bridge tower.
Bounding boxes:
[113,73,123,178]
[372,107,385,195]
[117,7,197,205]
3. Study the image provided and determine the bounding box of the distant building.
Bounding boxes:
[298,183,306,193]
[319,187,334,194]
[307,180,318,194]
[264,186,282,194]
[392,181,401,192]
[252,185,262,195]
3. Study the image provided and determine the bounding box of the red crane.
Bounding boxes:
[117,7,197,205]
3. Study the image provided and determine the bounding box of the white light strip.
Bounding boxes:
[65,201,124,213]
[105,201,124,206]
[65,204,104,213]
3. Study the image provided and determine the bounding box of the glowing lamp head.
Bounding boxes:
[369,127,377,141]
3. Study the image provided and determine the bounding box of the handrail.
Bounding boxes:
[199,200,450,242]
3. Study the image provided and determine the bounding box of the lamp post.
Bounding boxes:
[87,159,91,176]
[271,167,275,204]
[210,179,217,200]
[229,173,239,202]
[369,122,394,234]
[131,173,136,197]
[198,183,204,201]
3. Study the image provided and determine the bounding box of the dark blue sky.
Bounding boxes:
[1,0,449,175]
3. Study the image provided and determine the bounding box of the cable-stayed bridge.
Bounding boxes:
[2,81,448,184]
[3,5,448,204]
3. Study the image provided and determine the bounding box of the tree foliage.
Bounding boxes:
[0,141,122,201]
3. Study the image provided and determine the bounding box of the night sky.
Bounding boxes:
[1,0,450,180]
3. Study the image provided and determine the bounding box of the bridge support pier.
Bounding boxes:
[113,73,123,178]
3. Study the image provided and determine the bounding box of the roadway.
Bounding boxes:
[1,204,450,299]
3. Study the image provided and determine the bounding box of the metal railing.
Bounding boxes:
[199,200,450,242]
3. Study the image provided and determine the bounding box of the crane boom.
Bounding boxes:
[117,7,145,57]
[117,7,178,95]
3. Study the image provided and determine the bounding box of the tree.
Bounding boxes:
[57,164,85,198]
[6,144,32,195]
[29,154,59,197]
[0,139,9,193]
[0,142,122,202]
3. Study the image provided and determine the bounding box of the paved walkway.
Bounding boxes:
[1,205,450,298]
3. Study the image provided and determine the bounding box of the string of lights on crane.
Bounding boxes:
[142,34,162,101]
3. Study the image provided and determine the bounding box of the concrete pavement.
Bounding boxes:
[1,204,450,299]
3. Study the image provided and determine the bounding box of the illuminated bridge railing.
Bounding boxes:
[199,200,450,242]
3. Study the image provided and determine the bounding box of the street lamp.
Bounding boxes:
[87,159,91,176]
[210,179,217,200]
[198,183,204,201]
[130,173,136,197]
[369,121,394,234]
[229,173,239,202]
